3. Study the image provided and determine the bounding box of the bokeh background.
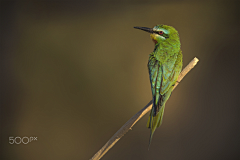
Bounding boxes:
[1,0,240,160]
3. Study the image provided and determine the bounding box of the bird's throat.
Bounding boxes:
[152,39,158,44]
[150,34,158,44]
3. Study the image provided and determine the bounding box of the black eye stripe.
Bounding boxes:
[154,31,169,38]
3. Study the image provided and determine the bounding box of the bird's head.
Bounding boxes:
[134,24,180,45]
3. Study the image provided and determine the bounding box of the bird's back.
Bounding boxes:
[147,43,182,147]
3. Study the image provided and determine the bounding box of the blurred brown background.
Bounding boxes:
[1,0,240,160]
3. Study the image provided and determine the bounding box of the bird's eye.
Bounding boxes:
[159,31,164,35]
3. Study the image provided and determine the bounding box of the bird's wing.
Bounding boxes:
[148,50,183,114]
[147,55,163,147]
[148,55,163,115]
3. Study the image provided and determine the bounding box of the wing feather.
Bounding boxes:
[148,56,162,116]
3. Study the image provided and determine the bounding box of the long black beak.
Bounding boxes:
[134,26,153,33]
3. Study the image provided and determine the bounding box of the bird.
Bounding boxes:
[134,25,183,148]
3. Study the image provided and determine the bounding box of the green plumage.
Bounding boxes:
[134,25,183,148]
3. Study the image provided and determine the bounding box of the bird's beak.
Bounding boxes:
[134,26,153,33]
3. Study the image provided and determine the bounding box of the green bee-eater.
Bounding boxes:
[134,25,183,148]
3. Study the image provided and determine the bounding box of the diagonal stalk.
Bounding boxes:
[90,57,199,160]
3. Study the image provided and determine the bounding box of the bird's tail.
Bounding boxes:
[147,104,165,149]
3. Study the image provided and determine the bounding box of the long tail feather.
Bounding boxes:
[147,105,165,149]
